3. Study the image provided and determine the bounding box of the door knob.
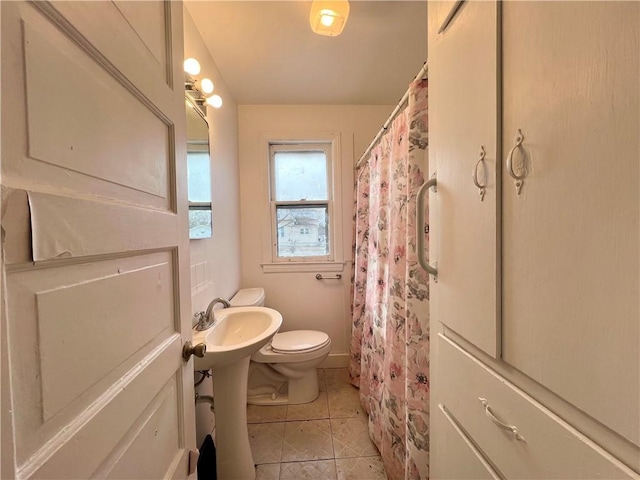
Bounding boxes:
[183,341,206,361]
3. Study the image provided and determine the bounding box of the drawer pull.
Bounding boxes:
[479,398,526,442]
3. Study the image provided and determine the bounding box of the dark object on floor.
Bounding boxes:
[197,434,217,480]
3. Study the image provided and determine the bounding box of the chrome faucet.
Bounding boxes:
[194,297,231,331]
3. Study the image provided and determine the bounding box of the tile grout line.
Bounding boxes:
[324,370,339,479]
[323,369,340,480]
[278,417,284,471]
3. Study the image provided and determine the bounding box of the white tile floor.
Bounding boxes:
[248,368,387,480]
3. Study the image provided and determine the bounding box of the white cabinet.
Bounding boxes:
[428,1,639,477]
[428,0,501,358]
[437,335,636,479]
[501,1,639,446]
[430,398,500,480]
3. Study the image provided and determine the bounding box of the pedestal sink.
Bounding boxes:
[192,306,282,480]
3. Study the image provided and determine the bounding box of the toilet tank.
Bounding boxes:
[230,288,265,307]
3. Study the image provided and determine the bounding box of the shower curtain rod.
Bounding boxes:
[355,61,428,170]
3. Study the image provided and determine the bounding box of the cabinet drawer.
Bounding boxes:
[431,403,499,480]
[438,335,637,479]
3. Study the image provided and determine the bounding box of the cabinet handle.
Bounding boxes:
[505,129,526,195]
[472,146,487,201]
[417,176,437,279]
[478,397,526,442]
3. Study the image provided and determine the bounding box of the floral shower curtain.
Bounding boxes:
[350,79,430,480]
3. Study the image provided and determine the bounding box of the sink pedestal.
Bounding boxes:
[212,356,255,480]
[191,306,283,479]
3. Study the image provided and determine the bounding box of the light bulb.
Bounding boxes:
[183,58,201,75]
[320,10,336,27]
[200,78,214,94]
[206,95,223,109]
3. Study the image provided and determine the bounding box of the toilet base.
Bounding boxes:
[247,367,320,405]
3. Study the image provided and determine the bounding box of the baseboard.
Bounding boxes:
[320,353,349,369]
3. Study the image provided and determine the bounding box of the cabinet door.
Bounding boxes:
[502,1,639,447]
[428,0,501,357]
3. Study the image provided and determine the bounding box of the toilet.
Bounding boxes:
[229,288,331,405]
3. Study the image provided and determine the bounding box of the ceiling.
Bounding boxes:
[184,1,427,105]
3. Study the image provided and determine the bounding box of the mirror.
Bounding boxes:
[186,98,212,239]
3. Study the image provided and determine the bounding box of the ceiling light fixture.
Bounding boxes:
[310,0,350,37]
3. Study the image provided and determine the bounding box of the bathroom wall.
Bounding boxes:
[238,105,393,366]
[184,8,241,312]
[183,7,241,447]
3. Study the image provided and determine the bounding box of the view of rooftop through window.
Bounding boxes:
[276,206,328,257]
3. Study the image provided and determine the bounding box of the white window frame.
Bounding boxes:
[270,142,333,262]
[261,133,344,273]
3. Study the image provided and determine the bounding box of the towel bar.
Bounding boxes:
[315,273,342,280]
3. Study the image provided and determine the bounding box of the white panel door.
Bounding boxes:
[1,1,196,478]
[428,0,501,357]
[502,1,640,448]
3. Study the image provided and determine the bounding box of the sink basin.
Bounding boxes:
[192,306,282,370]
[191,306,283,479]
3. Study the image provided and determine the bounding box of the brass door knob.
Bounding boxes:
[183,341,207,361]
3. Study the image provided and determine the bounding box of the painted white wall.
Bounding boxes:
[238,105,393,365]
[183,7,241,448]
[184,8,241,314]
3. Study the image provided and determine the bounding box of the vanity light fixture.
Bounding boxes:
[309,0,350,37]
[184,58,223,110]
[184,77,205,106]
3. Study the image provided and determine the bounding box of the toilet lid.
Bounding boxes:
[270,330,330,353]
[230,288,265,307]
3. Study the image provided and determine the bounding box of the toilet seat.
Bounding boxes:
[251,331,331,364]
[270,330,330,354]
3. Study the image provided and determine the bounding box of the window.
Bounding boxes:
[187,149,212,239]
[186,99,212,239]
[269,143,334,262]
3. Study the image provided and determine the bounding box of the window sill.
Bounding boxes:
[261,261,346,274]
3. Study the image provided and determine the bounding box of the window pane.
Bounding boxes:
[273,150,327,201]
[276,206,328,257]
[189,208,212,239]
[188,152,212,202]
